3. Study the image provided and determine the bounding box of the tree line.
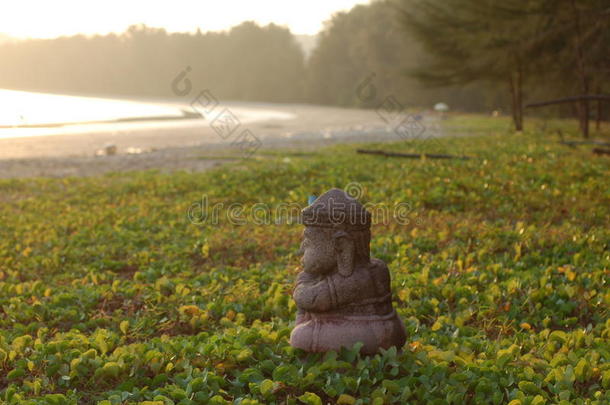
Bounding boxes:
[0,0,608,134]
[0,22,305,103]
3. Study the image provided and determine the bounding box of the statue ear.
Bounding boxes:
[333,231,354,277]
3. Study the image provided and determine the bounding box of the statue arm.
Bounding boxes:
[293,272,336,312]
[331,262,391,305]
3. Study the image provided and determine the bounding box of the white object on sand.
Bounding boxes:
[434,103,449,112]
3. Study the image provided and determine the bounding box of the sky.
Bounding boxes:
[0,0,371,39]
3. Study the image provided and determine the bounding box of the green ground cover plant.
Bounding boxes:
[0,118,608,404]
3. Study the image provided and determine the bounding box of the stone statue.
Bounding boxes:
[290,188,407,355]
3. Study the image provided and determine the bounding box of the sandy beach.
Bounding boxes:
[0,97,414,178]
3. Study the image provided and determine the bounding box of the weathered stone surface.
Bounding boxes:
[290,188,406,354]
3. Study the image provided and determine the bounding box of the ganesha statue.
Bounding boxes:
[290,188,406,355]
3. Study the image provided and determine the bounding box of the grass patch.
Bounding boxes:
[0,118,608,404]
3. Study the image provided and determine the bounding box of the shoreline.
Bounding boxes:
[0,102,416,178]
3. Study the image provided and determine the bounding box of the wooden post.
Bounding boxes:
[509,72,523,131]
[516,67,524,131]
[596,86,602,132]
[570,0,590,138]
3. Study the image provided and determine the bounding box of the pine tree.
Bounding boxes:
[399,0,543,130]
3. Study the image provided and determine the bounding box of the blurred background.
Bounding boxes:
[0,0,608,169]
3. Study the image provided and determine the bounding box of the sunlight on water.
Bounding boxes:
[0,89,295,140]
[0,89,184,127]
